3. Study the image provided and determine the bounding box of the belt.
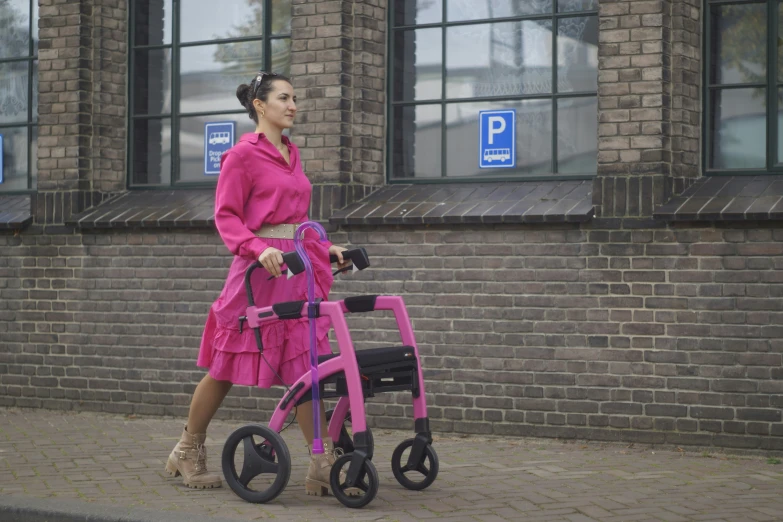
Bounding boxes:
[254,223,303,240]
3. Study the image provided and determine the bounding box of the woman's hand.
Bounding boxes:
[329,245,351,271]
[259,247,285,278]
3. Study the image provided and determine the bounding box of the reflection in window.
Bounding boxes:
[706,1,778,172]
[0,0,38,192]
[131,0,292,186]
[390,1,598,180]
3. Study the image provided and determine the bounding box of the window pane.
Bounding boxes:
[181,0,263,42]
[180,42,264,114]
[31,0,37,52]
[133,48,172,115]
[271,38,292,77]
[0,0,29,59]
[393,0,442,25]
[448,0,552,21]
[178,114,255,182]
[558,0,597,12]
[445,99,552,177]
[558,97,596,174]
[0,126,29,191]
[777,89,783,164]
[391,104,442,179]
[272,0,292,35]
[132,0,173,46]
[132,118,171,185]
[446,20,553,98]
[557,16,598,93]
[30,124,37,188]
[710,3,766,85]
[31,60,37,122]
[779,2,783,82]
[0,61,29,124]
[393,28,442,101]
[710,88,765,169]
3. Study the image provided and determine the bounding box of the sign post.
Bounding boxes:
[479,109,515,169]
[204,122,236,175]
[0,135,4,184]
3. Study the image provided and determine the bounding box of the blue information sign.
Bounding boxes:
[479,109,515,169]
[204,121,236,175]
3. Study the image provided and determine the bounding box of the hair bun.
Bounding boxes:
[236,84,251,107]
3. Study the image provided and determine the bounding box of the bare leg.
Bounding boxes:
[296,400,330,445]
[186,374,233,434]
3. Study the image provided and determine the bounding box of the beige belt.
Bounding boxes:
[254,223,303,240]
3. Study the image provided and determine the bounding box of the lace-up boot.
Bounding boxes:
[165,426,222,489]
[305,439,360,496]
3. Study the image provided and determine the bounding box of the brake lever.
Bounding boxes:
[267,269,288,281]
[332,266,352,276]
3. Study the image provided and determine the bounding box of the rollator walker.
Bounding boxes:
[221,222,438,508]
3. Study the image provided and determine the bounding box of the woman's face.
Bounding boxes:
[254,80,297,129]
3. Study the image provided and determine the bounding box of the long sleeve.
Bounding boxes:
[214,151,269,260]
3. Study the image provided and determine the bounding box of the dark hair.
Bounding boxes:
[236,72,292,123]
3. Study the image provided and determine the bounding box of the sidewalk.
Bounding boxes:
[0,408,781,522]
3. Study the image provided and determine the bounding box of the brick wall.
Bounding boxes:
[290,0,385,221]
[34,0,126,224]
[595,0,700,218]
[2,224,782,450]
[670,0,701,194]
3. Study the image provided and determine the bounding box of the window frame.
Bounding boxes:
[0,0,38,194]
[703,0,780,176]
[386,1,599,184]
[127,0,290,189]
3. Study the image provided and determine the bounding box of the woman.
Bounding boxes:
[165,71,351,496]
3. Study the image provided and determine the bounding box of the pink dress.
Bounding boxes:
[198,132,334,388]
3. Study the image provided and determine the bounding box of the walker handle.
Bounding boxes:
[329,247,370,271]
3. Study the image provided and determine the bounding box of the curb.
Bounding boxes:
[0,495,234,522]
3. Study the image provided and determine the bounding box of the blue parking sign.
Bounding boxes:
[479,110,515,169]
[204,122,236,175]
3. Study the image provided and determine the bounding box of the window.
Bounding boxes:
[388,0,598,182]
[0,0,38,193]
[129,0,292,187]
[705,1,783,174]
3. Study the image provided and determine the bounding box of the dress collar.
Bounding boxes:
[239,132,291,146]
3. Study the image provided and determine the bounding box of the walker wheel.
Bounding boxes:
[391,439,439,490]
[329,453,379,508]
[325,409,374,460]
[221,424,291,503]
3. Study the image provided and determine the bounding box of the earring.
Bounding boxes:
[260,110,265,118]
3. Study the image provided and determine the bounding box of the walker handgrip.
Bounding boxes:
[282,251,305,275]
[329,248,370,271]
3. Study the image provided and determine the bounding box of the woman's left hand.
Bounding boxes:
[328,245,351,271]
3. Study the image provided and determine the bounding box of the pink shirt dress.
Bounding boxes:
[197,132,334,388]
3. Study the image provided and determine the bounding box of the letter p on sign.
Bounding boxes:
[487,116,506,145]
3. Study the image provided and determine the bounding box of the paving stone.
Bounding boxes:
[0,408,781,521]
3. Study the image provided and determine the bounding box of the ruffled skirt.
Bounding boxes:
[197,238,334,388]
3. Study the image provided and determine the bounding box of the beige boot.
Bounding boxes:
[165,426,222,489]
[305,440,360,496]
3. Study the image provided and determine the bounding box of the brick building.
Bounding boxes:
[1,0,782,451]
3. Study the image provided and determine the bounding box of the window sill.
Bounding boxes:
[329,180,594,226]
[0,195,32,230]
[66,189,216,229]
[654,175,783,222]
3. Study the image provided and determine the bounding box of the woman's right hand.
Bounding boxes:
[259,246,285,277]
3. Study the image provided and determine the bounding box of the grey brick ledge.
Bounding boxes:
[329,180,595,226]
[654,175,783,222]
[0,195,32,230]
[66,189,216,229]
